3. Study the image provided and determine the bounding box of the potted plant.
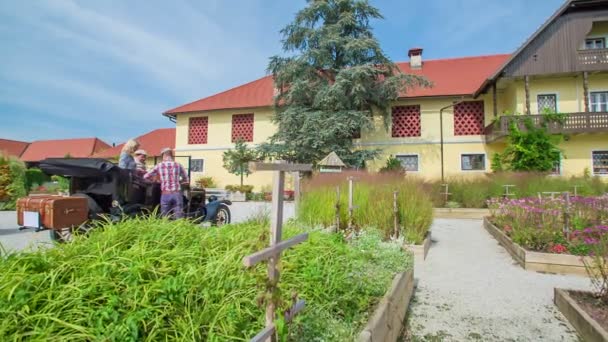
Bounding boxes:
[225,185,253,202]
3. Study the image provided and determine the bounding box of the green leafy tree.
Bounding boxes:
[492,112,564,172]
[379,156,404,173]
[222,139,257,187]
[258,0,430,168]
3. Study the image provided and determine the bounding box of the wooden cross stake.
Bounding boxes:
[244,161,312,342]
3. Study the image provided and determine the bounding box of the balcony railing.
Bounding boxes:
[578,48,608,71]
[485,112,608,142]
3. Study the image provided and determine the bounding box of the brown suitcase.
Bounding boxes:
[16,195,62,227]
[43,197,88,229]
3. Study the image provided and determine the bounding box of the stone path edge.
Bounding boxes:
[484,217,591,276]
[554,288,608,342]
[358,269,415,342]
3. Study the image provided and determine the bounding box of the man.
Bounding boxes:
[134,149,148,173]
[143,148,189,218]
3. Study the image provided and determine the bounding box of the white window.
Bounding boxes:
[590,91,608,112]
[191,159,204,173]
[537,94,557,113]
[586,38,605,49]
[593,151,608,175]
[461,154,486,171]
[396,154,419,172]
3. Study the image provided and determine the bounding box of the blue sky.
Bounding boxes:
[0,0,564,145]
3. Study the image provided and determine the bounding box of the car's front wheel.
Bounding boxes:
[215,204,231,226]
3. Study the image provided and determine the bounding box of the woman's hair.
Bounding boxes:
[122,139,140,154]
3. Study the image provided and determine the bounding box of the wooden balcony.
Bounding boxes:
[577,48,608,71]
[485,112,608,142]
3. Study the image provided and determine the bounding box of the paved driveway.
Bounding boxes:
[0,202,294,253]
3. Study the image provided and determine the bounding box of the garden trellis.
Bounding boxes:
[243,161,312,342]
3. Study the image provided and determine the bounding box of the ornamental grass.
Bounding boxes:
[429,172,608,208]
[0,216,410,341]
[298,172,433,244]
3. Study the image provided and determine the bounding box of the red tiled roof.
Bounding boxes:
[395,54,510,97]
[164,54,511,114]
[0,139,30,158]
[164,76,275,115]
[93,128,175,158]
[20,138,111,162]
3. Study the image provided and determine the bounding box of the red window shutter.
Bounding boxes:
[232,113,254,142]
[188,117,208,144]
[391,105,421,137]
[454,101,485,135]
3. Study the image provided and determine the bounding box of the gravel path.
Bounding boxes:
[406,218,590,341]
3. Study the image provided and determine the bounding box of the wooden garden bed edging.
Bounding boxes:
[554,288,608,342]
[434,208,489,219]
[403,232,431,261]
[483,217,592,276]
[357,269,415,342]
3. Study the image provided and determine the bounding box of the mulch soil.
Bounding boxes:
[569,290,608,329]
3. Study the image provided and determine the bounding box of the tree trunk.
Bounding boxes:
[240,164,244,187]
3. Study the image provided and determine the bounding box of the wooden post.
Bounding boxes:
[246,162,312,342]
[583,71,590,113]
[348,177,354,230]
[492,82,498,117]
[393,191,399,238]
[292,172,301,215]
[503,185,515,199]
[563,192,571,241]
[441,183,450,206]
[524,75,531,115]
[573,185,579,197]
[266,169,285,339]
[335,186,341,232]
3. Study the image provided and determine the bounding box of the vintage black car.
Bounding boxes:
[36,158,231,241]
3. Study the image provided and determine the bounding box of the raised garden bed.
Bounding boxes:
[358,270,415,342]
[484,217,592,276]
[554,289,608,342]
[403,231,431,261]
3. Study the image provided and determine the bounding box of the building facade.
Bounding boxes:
[164,0,608,190]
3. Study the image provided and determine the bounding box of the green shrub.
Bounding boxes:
[51,175,69,192]
[225,184,254,193]
[0,217,410,341]
[194,176,217,189]
[24,168,49,191]
[0,154,26,210]
[429,173,608,208]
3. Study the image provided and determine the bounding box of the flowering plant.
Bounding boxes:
[488,195,608,255]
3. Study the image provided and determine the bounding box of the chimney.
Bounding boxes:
[408,47,423,69]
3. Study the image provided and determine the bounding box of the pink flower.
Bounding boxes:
[550,244,568,254]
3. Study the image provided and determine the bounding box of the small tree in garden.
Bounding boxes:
[492,112,564,172]
[258,0,430,168]
[222,139,257,187]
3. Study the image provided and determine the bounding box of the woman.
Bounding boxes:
[119,139,139,169]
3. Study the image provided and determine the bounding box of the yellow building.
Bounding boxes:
[164,0,608,190]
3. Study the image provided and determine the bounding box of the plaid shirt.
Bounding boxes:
[144,161,189,192]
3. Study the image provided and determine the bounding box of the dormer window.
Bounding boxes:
[585,38,605,49]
